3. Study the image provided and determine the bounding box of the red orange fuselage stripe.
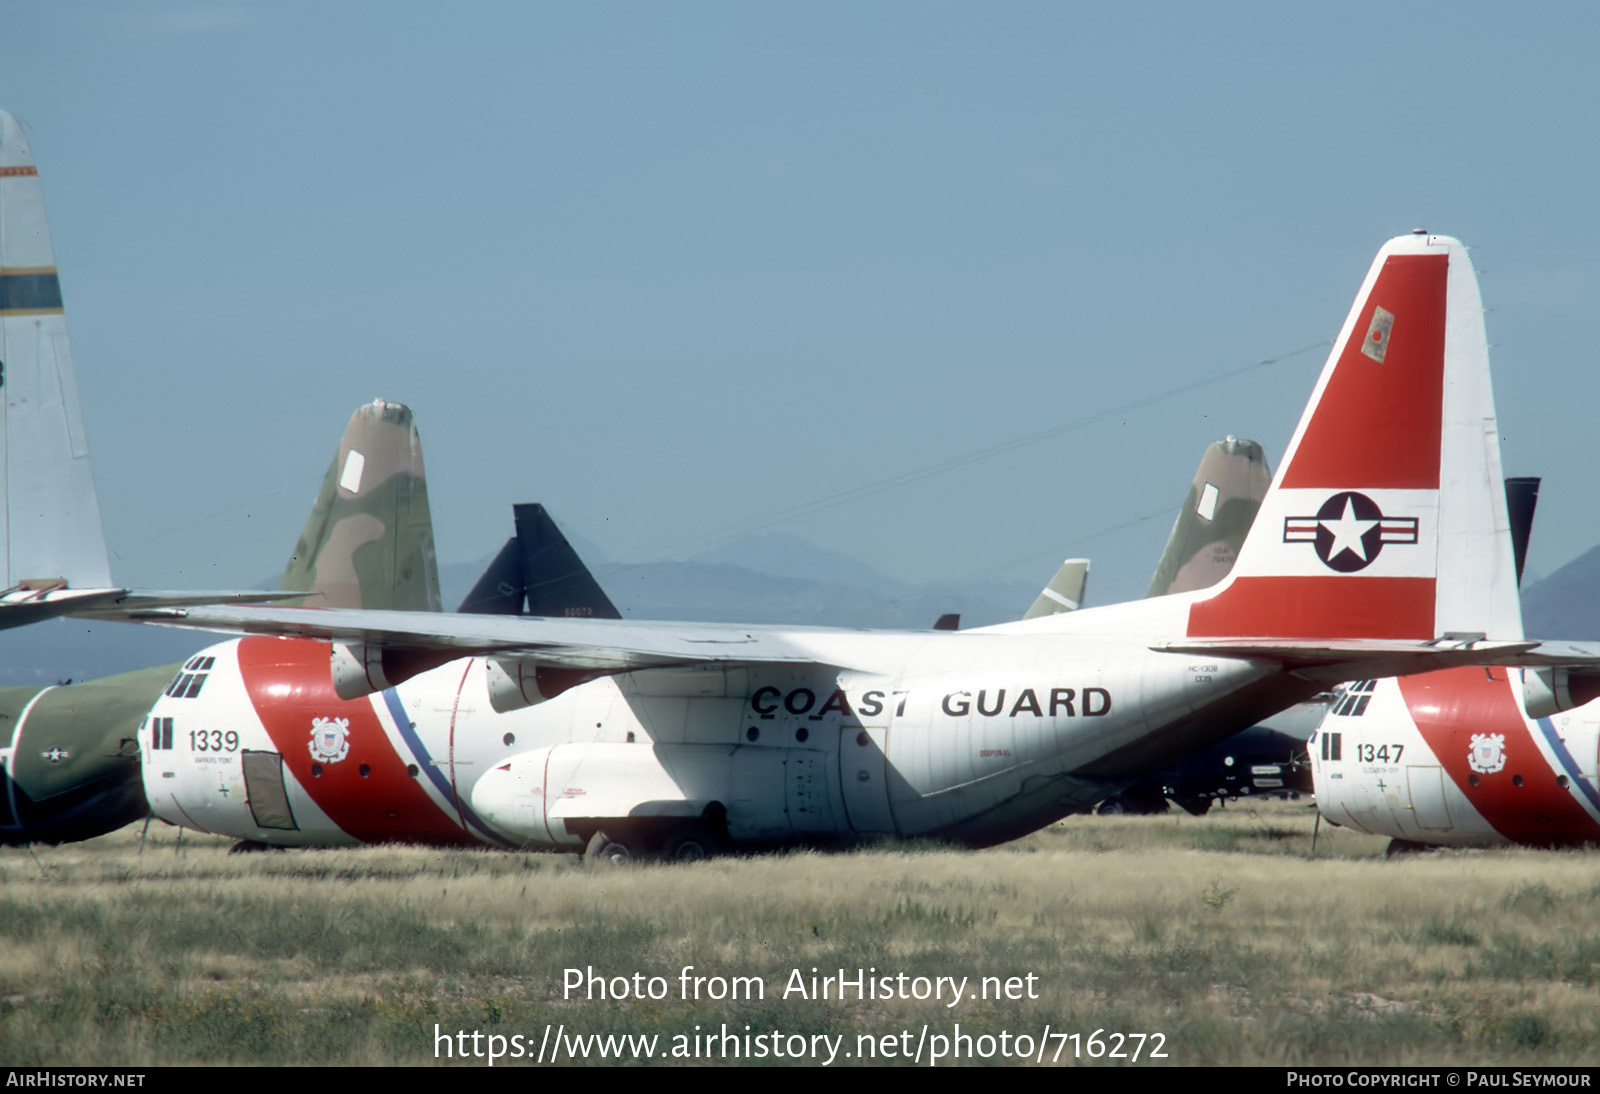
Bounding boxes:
[235,636,476,846]
[1398,667,1600,846]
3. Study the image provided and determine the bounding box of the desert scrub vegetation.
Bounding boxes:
[0,800,1595,1066]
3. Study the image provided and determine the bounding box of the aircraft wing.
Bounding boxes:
[0,588,308,632]
[91,603,830,674]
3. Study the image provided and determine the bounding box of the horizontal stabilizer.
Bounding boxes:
[1154,637,1539,684]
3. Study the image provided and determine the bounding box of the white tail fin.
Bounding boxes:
[1186,233,1519,642]
[0,110,111,591]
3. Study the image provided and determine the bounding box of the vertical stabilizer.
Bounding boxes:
[1504,477,1539,589]
[457,503,620,619]
[1146,437,1272,598]
[1187,234,1520,642]
[0,110,111,591]
[457,537,525,615]
[279,399,441,611]
[516,504,620,619]
[1023,559,1090,619]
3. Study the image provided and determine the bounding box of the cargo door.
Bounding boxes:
[1406,765,1452,831]
[839,720,895,835]
[241,750,298,831]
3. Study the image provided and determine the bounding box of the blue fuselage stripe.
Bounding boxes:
[1535,717,1600,814]
[380,686,514,847]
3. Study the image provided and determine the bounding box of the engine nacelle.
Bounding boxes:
[1521,666,1600,720]
[484,660,595,713]
[329,642,459,700]
[471,741,835,847]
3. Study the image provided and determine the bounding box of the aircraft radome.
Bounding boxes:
[88,231,1556,862]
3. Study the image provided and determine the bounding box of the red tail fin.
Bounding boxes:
[1187,233,1518,641]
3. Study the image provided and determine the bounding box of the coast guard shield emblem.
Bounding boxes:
[1467,733,1506,775]
[309,716,351,764]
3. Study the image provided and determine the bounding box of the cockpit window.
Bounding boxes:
[1320,729,1342,761]
[165,661,212,699]
[1330,679,1375,717]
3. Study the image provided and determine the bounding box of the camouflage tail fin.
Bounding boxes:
[0,110,112,593]
[278,399,440,611]
[1022,559,1090,619]
[1145,436,1272,598]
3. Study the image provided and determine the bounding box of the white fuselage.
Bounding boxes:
[140,608,1282,850]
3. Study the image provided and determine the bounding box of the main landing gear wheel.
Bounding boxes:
[226,840,282,855]
[660,823,720,863]
[1384,838,1429,858]
[583,830,640,866]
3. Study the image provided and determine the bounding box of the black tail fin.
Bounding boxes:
[1504,477,1539,588]
[457,504,620,619]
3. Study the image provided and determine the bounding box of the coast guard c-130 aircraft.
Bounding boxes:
[1310,667,1600,852]
[98,231,1548,860]
[1302,474,1600,853]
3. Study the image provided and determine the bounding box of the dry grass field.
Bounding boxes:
[1,799,1597,1066]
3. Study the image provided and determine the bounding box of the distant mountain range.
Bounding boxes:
[3,529,1592,688]
[1520,545,1600,640]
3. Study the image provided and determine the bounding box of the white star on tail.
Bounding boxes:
[1321,497,1378,563]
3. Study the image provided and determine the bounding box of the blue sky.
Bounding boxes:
[3,3,1597,607]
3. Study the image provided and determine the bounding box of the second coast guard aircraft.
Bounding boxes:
[1309,478,1600,852]
[100,231,1538,859]
[1310,667,1600,851]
